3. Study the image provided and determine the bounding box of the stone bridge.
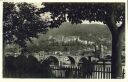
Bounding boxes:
[34,51,97,66]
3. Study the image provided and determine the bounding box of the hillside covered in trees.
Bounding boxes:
[24,22,112,54]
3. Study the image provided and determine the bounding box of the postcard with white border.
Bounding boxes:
[0,0,127,81]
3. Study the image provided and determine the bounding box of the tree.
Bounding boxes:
[39,3,125,78]
[4,56,16,76]
[3,2,48,52]
[27,55,39,75]
[4,43,21,54]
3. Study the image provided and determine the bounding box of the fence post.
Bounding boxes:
[103,60,106,79]
[122,69,125,78]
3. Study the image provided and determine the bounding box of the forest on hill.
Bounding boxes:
[24,22,112,53]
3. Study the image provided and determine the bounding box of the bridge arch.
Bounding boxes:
[67,56,75,65]
[78,57,88,66]
[45,56,59,65]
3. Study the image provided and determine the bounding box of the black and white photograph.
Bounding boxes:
[2,1,126,79]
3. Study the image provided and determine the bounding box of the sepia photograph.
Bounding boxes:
[2,1,125,79]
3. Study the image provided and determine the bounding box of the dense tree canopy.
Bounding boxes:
[3,2,48,48]
[39,3,125,29]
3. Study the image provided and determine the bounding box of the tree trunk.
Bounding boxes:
[111,30,123,78]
